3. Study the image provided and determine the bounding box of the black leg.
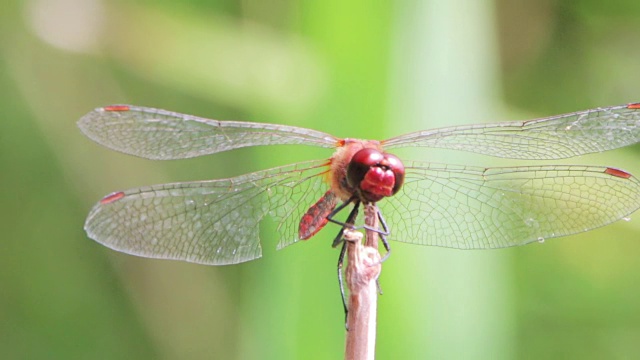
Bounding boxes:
[336,240,348,327]
[362,206,390,237]
[326,196,357,227]
[332,201,361,326]
[330,200,360,248]
[377,207,392,262]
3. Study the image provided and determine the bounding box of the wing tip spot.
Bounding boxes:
[103,105,131,112]
[604,167,632,179]
[100,191,125,204]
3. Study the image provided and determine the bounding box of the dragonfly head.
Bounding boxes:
[346,148,405,203]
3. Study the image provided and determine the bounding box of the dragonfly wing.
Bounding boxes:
[383,103,640,160]
[84,160,330,265]
[78,105,339,160]
[379,162,640,249]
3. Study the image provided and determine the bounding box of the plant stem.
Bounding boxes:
[344,204,381,360]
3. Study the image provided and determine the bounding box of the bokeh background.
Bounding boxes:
[2,0,640,359]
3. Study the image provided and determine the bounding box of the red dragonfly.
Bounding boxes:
[79,103,640,265]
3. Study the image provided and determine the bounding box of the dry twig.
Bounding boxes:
[344,204,382,360]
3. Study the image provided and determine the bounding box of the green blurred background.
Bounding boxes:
[2,0,640,359]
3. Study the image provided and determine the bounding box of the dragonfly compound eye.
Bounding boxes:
[347,148,405,203]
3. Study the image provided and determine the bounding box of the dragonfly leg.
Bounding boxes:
[367,204,389,295]
[336,240,349,328]
[360,204,392,263]
[361,205,390,237]
[377,208,392,263]
[332,201,361,326]
[329,199,360,248]
[329,198,391,249]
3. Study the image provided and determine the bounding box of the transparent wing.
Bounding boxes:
[84,160,331,265]
[78,105,339,160]
[383,103,640,160]
[380,162,640,249]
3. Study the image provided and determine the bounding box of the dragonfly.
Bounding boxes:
[79,103,640,267]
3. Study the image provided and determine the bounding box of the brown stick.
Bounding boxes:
[344,203,381,360]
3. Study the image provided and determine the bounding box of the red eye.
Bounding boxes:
[353,148,384,167]
[384,153,405,195]
[347,148,384,189]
